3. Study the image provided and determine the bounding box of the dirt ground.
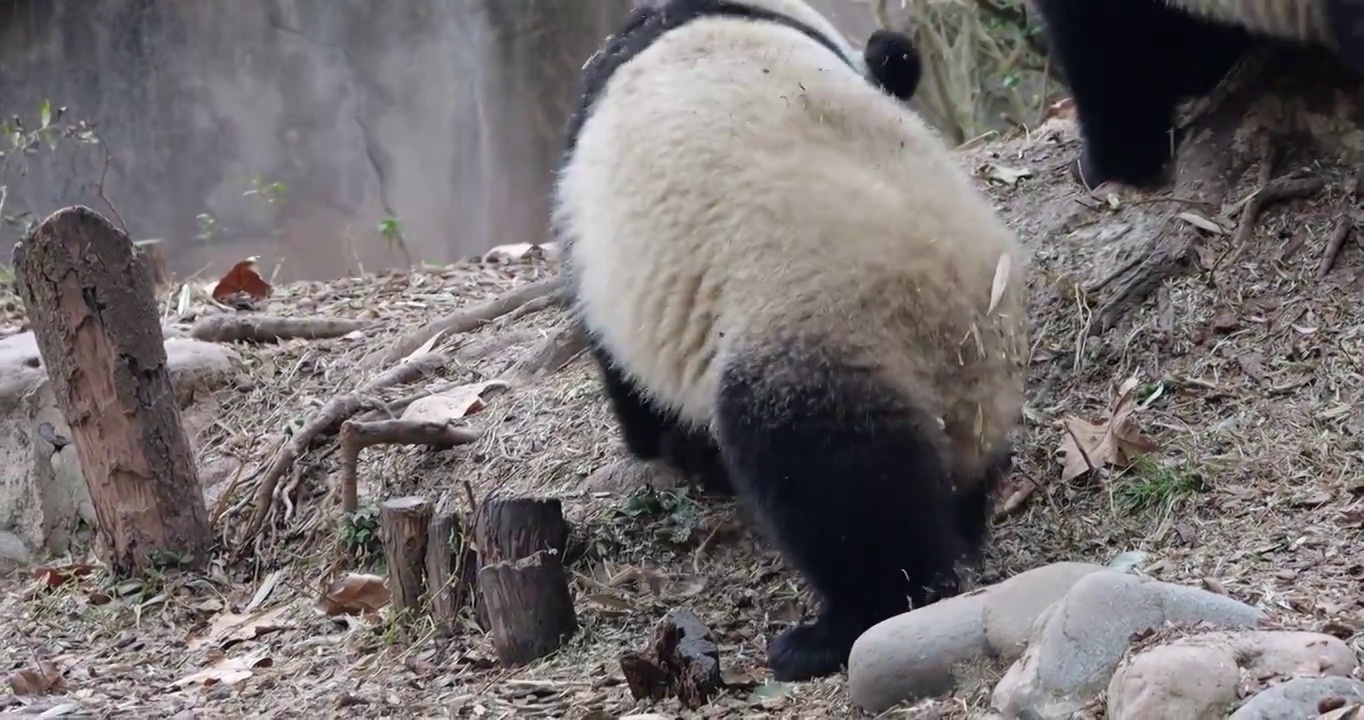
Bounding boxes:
[1,117,1362,719]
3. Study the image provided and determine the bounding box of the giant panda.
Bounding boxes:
[1032,0,1364,189]
[554,0,1030,682]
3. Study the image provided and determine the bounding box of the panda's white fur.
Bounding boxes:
[556,0,1028,681]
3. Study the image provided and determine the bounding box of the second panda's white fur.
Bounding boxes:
[557,0,1028,682]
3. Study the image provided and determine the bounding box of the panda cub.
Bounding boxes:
[1033,0,1364,189]
[555,0,1030,681]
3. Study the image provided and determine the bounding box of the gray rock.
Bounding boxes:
[849,562,1110,713]
[990,572,1267,719]
[848,590,991,713]
[1231,676,1364,719]
[1107,630,1357,719]
[982,561,1110,661]
[0,332,240,555]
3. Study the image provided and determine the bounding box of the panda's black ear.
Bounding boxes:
[864,29,921,102]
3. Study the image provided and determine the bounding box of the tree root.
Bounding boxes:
[363,277,564,369]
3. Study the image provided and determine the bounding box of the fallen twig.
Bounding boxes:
[339,420,481,514]
[1317,173,1362,278]
[1220,175,1326,269]
[236,351,451,548]
[366,277,564,369]
[191,314,373,343]
[502,321,588,382]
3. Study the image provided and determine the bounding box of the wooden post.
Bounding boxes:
[425,508,476,633]
[379,496,434,612]
[12,206,211,576]
[474,497,577,666]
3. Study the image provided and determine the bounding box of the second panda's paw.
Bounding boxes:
[766,618,863,681]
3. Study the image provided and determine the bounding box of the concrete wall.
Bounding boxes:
[0,0,878,282]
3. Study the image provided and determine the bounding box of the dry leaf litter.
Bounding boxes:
[0,119,1362,719]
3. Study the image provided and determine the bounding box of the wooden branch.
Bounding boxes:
[239,351,451,546]
[425,509,477,633]
[379,496,434,612]
[12,206,211,576]
[338,419,481,515]
[502,320,588,382]
[366,277,564,370]
[619,608,724,709]
[191,314,373,343]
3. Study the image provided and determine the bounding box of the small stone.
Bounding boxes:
[990,572,1266,719]
[1230,676,1364,719]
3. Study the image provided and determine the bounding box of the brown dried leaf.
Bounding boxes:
[400,380,510,423]
[1057,376,1159,481]
[318,573,390,616]
[30,563,95,590]
[7,662,63,696]
[172,654,273,690]
[185,603,294,652]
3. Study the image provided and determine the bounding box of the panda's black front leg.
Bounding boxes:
[587,335,733,495]
[1324,0,1364,77]
[1032,0,1247,189]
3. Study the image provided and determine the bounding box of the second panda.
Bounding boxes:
[555,0,1030,682]
[1032,0,1364,189]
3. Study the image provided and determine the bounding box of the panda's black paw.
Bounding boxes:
[766,617,864,681]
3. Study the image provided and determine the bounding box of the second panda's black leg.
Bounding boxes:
[586,334,733,495]
[1324,0,1364,77]
[1031,0,1248,189]
[952,449,1012,570]
[714,341,968,682]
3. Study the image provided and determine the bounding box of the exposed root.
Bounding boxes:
[364,277,564,369]
[338,419,481,515]
[233,351,452,551]
[191,314,373,343]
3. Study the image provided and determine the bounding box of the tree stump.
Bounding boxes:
[619,608,724,709]
[379,496,434,612]
[425,508,477,633]
[478,551,579,666]
[474,496,577,665]
[12,206,211,576]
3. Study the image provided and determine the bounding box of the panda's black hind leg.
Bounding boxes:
[714,341,968,681]
[1032,0,1248,189]
[586,333,733,495]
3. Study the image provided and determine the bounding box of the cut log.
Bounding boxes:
[379,496,434,612]
[11,206,212,577]
[425,509,477,633]
[478,551,579,666]
[619,608,724,709]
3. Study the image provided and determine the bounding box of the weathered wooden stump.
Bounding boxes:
[474,497,577,666]
[12,206,211,576]
[379,496,434,612]
[620,608,724,709]
[425,507,477,633]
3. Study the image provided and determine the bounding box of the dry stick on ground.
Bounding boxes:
[191,314,373,343]
[237,351,451,546]
[1318,173,1363,277]
[338,419,481,514]
[1221,174,1327,269]
[379,496,434,613]
[366,276,564,369]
